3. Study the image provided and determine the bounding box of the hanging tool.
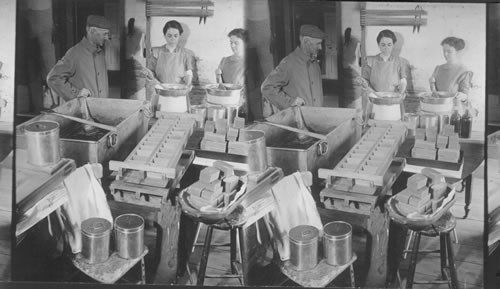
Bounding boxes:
[413,5,422,33]
[199,0,208,24]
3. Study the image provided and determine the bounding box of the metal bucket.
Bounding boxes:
[419,113,438,129]
[81,217,112,264]
[206,83,242,106]
[115,214,145,259]
[155,83,190,113]
[207,105,226,122]
[233,130,267,173]
[323,221,352,266]
[24,120,61,166]
[190,105,207,128]
[289,225,319,271]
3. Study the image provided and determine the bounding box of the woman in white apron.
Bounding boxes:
[147,20,194,85]
[361,29,407,121]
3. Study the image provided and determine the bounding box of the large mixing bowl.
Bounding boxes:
[155,83,190,97]
[368,91,403,105]
[418,91,456,113]
[206,83,242,106]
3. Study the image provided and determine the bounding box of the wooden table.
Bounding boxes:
[108,151,194,284]
[72,247,149,284]
[397,137,484,218]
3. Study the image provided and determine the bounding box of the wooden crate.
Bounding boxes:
[109,117,195,183]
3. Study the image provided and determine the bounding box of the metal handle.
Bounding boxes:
[107,133,118,148]
[317,141,328,156]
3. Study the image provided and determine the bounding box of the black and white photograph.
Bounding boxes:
[0,0,496,288]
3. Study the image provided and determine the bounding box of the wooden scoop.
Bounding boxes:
[42,110,118,132]
[255,120,327,140]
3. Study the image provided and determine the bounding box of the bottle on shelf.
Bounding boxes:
[460,101,472,139]
[450,107,461,134]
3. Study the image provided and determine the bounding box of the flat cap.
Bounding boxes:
[87,15,112,30]
[300,24,326,39]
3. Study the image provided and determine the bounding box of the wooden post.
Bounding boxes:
[153,200,182,284]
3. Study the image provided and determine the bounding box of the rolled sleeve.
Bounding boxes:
[46,55,80,101]
[458,71,473,96]
[260,63,296,110]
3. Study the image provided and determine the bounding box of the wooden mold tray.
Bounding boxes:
[318,125,406,188]
[109,117,195,181]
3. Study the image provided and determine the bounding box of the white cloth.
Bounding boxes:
[266,171,323,261]
[56,163,113,254]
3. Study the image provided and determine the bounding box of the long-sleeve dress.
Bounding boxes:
[361,54,407,120]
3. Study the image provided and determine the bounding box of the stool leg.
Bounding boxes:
[439,233,448,280]
[140,257,146,285]
[445,233,459,289]
[192,223,202,253]
[349,264,356,288]
[406,233,421,289]
[452,228,458,244]
[404,231,415,259]
[230,228,237,274]
[197,225,214,286]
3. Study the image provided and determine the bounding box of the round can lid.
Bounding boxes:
[115,214,144,231]
[324,221,352,239]
[289,225,319,244]
[24,121,59,133]
[81,218,112,235]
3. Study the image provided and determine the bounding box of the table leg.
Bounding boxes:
[140,257,146,284]
[462,175,472,219]
[153,201,181,284]
[365,208,390,287]
[349,264,356,288]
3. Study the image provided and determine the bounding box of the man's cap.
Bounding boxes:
[87,15,112,30]
[300,24,326,39]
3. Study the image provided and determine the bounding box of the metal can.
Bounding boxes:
[81,217,112,264]
[115,214,145,259]
[190,105,207,128]
[207,105,226,122]
[24,120,60,166]
[289,225,319,271]
[404,113,419,136]
[419,113,438,129]
[323,221,352,266]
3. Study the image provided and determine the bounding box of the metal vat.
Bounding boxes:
[249,107,359,183]
[289,225,319,271]
[16,98,149,167]
[114,214,144,259]
[323,221,352,266]
[81,217,112,264]
[229,130,267,173]
[23,120,60,166]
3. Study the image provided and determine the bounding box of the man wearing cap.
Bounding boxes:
[47,15,112,100]
[261,24,326,116]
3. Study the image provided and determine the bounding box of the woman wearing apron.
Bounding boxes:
[430,36,473,109]
[147,20,194,85]
[361,29,407,121]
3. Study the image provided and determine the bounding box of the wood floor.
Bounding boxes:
[173,164,485,288]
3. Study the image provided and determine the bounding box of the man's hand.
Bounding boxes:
[292,97,305,106]
[78,88,91,98]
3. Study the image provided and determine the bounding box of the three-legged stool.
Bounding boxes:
[403,212,459,289]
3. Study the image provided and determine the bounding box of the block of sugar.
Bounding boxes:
[188,181,206,197]
[430,182,448,199]
[223,175,239,193]
[200,187,223,202]
[233,117,245,129]
[407,173,427,190]
[215,119,228,135]
[199,167,221,184]
[415,128,426,140]
[226,127,240,141]
[396,188,413,204]
[204,120,215,133]
[213,161,235,177]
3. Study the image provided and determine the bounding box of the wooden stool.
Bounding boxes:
[403,212,459,289]
[72,246,148,284]
[193,222,245,286]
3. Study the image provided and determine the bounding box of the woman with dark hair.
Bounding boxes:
[216,28,248,85]
[216,28,262,120]
[360,29,407,120]
[147,20,193,85]
[430,36,472,102]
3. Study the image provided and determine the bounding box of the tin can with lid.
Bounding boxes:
[81,217,112,264]
[289,225,319,271]
[323,221,352,266]
[115,214,145,259]
[24,120,61,166]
